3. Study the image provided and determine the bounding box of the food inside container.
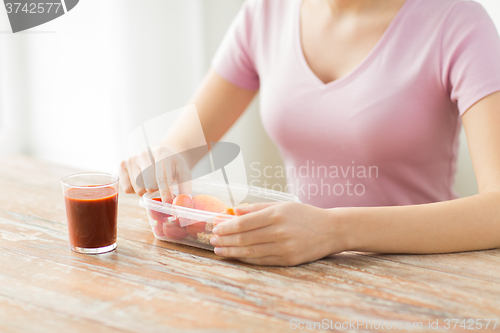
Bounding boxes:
[139,179,301,250]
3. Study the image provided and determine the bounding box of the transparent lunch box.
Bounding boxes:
[139,179,301,250]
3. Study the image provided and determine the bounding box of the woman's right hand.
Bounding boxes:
[119,145,191,203]
[119,70,256,202]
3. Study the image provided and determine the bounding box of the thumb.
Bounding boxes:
[234,202,280,216]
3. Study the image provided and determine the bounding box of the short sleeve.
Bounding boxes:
[211,0,260,90]
[441,1,500,116]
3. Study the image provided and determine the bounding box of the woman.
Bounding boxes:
[120,0,500,266]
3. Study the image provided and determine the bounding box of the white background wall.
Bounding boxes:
[1,0,499,197]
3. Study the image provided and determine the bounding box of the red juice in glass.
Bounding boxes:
[62,173,119,254]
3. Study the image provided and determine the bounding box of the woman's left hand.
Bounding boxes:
[210,202,349,266]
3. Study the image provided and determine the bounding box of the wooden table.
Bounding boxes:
[1,155,499,332]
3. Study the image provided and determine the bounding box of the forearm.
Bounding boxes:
[161,69,256,168]
[335,191,500,254]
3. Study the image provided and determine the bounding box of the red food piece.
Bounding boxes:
[172,194,194,208]
[186,221,206,237]
[152,220,165,237]
[172,194,196,235]
[183,195,228,236]
[192,195,226,212]
[163,219,188,240]
[148,198,171,223]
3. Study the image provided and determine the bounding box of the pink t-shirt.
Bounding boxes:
[212,0,500,208]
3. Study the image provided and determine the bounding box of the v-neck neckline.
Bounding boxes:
[295,0,414,90]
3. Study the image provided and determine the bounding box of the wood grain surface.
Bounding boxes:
[0,155,499,332]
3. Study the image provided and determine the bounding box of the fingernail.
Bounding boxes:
[212,227,219,235]
[210,237,218,246]
[214,247,222,255]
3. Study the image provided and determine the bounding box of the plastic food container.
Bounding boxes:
[139,179,301,250]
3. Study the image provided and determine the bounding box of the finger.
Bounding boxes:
[234,202,280,216]
[164,158,176,201]
[175,156,192,195]
[119,161,134,193]
[137,150,157,191]
[127,160,147,196]
[212,210,273,235]
[210,225,275,247]
[145,157,161,194]
[155,158,174,203]
[213,242,276,258]
[213,214,234,226]
[237,256,287,266]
